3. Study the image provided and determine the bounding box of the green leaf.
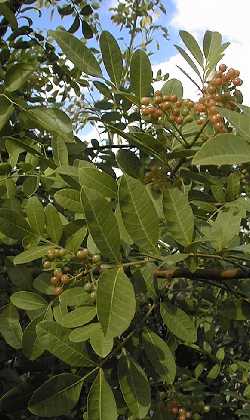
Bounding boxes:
[59,287,92,307]
[174,45,201,78]
[33,272,55,296]
[163,187,194,247]
[97,268,136,339]
[79,166,117,198]
[14,245,51,264]
[87,369,117,420]
[0,208,30,240]
[179,30,203,67]
[60,306,97,328]
[107,125,165,162]
[28,373,84,417]
[36,320,94,367]
[219,108,250,139]
[0,96,14,131]
[28,107,74,142]
[81,187,120,262]
[10,291,48,311]
[26,196,45,235]
[51,30,102,76]
[45,204,63,244]
[90,325,113,358]
[51,136,68,166]
[202,206,243,252]
[5,137,24,167]
[69,323,100,343]
[116,149,142,178]
[161,79,183,99]
[54,188,83,213]
[22,315,44,360]
[119,175,159,253]
[100,31,123,86]
[0,304,22,349]
[142,328,176,384]
[22,176,39,196]
[160,302,197,343]
[118,354,151,419]
[192,134,250,166]
[65,225,88,253]
[5,63,35,92]
[130,50,152,99]
[203,30,212,58]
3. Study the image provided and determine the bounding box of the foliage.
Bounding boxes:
[1,1,250,420]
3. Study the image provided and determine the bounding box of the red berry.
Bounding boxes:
[233,77,243,86]
[175,116,183,125]
[50,276,59,286]
[141,97,150,105]
[219,63,227,72]
[170,95,177,102]
[171,407,179,415]
[53,286,63,296]
[61,274,71,284]
[212,77,223,86]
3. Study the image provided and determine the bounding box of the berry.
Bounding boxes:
[233,77,243,86]
[170,95,177,102]
[203,405,210,413]
[76,248,89,260]
[142,107,152,116]
[43,260,51,269]
[53,286,63,296]
[154,96,162,105]
[186,412,192,419]
[50,276,59,286]
[175,116,183,125]
[92,254,101,264]
[178,416,186,420]
[211,114,222,123]
[194,103,206,113]
[54,248,61,258]
[175,100,182,108]
[212,77,223,86]
[155,90,161,96]
[54,269,62,280]
[159,101,171,111]
[171,407,179,415]
[141,97,150,105]
[63,266,71,273]
[58,248,66,258]
[207,86,216,94]
[179,408,186,415]
[61,274,71,284]
[47,248,56,260]
[219,63,227,72]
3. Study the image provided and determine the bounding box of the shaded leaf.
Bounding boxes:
[87,369,117,420]
[160,302,197,343]
[14,245,51,264]
[11,291,48,311]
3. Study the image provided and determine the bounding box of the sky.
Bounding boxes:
[28,0,250,140]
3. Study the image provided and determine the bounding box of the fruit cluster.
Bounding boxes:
[42,247,101,296]
[195,64,242,132]
[141,64,243,134]
[141,92,193,126]
[168,401,192,419]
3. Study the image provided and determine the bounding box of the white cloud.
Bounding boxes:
[155,0,250,103]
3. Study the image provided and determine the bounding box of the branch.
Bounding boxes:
[154,267,250,281]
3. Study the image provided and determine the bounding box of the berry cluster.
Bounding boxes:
[194,64,242,132]
[140,64,243,134]
[168,401,192,420]
[42,247,101,296]
[141,92,193,126]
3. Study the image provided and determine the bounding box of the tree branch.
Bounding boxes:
[154,267,250,281]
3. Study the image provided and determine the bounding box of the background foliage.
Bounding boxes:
[1,1,250,419]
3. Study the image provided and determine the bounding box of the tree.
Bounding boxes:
[0,1,250,419]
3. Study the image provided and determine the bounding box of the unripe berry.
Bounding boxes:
[203,405,210,413]
[178,415,186,420]
[186,412,192,419]
[63,266,71,273]
[47,248,56,260]
[61,274,71,284]
[58,248,66,258]
[53,286,63,296]
[54,248,61,258]
[76,248,89,260]
[179,408,186,415]
[43,260,51,269]
[92,254,101,264]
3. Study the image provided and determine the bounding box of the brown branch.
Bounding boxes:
[154,267,250,281]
